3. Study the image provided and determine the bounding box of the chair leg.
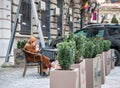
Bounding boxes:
[38,64,40,73]
[23,64,27,77]
[48,67,51,75]
[40,63,43,76]
[37,65,39,73]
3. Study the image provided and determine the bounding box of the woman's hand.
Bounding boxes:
[35,45,40,52]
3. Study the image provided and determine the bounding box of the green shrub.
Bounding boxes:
[74,34,86,63]
[57,40,76,70]
[111,14,118,24]
[92,37,104,54]
[64,33,75,42]
[103,39,111,51]
[17,40,27,49]
[83,37,104,58]
[83,38,96,58]
[65,33,86,63]
[83,37,111,58]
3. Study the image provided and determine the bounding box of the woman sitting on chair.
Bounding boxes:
[24,36,51,76]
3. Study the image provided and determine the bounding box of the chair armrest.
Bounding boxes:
[22,49,40,57]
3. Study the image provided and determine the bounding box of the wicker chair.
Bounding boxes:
[22,49,43,77]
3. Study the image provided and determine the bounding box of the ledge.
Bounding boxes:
[1,62,15,68]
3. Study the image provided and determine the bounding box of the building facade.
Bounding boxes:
[0,0,98,57]
[99,2,120,23]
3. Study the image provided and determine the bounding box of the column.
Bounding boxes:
[0,0,11,57]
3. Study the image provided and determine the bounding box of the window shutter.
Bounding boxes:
[20,0,31,35]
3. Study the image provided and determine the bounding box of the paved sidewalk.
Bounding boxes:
[101,66,120,88]
[0,57,120,88]
[0,57,49,88]
[0,67,49,88]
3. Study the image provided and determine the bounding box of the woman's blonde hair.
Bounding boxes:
[28,36,37,44]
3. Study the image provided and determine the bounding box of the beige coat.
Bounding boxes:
[24,36,51,72]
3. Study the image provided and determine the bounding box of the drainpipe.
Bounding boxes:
[80,9,83,29]
[48,0,51,44]
[11,0,13,32]
[97,3,100,23]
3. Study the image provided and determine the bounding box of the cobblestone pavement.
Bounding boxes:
[0,57,120,88]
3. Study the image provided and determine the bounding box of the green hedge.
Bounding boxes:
[57,33,112,67]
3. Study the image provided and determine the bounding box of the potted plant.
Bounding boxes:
[92,37,104,55]
[83,38,102,88]
[65,33,85,63]
[74,34,85,63]
[66,33,87,88]
[102,39,112,76]
[50,40,79,88]
[17,40,27,49]
[14,40,27,67]
[57,40,76,70]
[100,39,111,84]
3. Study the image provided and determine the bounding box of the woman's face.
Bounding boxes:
[29,36,37,47]
[31,41,36,47]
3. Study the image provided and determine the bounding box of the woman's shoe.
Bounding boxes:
[43,72,49,76]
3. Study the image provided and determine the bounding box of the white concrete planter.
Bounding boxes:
[84,56,101,88]
[101,53,106,84]
[50,68,79,88]
[111,60,115,69]
[104,49,112,76]
[71,59,86,88]
[111,49,115,69]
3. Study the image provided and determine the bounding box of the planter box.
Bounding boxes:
[111,49,115,69]
[71,60,86,88]
[50,68,79,88]
[101,53,105,84]
[111,60,115,69]
[104,49,112,76]
[84,56,101,88]
[14,49,25,67]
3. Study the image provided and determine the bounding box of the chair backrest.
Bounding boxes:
[40,47,56,62]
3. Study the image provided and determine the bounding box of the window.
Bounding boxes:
[91,28,104,37]
[41,0,50,37]
[108,28,120,35]
[20,0,31,35]
[75,29,89,37]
